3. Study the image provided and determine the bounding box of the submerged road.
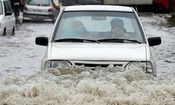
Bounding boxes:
[0,14,175,105]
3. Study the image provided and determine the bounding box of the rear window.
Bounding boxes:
[27,0,51,6]
[0,1,3,15]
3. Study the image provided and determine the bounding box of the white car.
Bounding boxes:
[0,0,15,36]
[23,0,59,22]
[35,5,161,76]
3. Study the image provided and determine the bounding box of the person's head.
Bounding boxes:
[111,18,124,33]
[71,21,86,34]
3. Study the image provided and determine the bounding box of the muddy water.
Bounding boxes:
[0,15,175,105]
[0,67,175,105]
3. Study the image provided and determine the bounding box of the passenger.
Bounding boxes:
[71,21,87,35]
[111,18,130,39]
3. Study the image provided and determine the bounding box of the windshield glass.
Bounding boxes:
[27,0,50,6]
[0,1,3,15]
[53,11,145,43]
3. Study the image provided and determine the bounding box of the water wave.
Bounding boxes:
[0,66,175,105]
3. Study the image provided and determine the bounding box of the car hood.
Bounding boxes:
[47,43,148,61]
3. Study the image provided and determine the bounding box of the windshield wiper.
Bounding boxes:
[123,39,142,44]
[97,38,141,44]
[54,38,99,43]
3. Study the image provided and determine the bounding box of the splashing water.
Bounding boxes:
[0,66,175,105]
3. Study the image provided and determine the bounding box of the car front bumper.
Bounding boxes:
[41,59,157,76]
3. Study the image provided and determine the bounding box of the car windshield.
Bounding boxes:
[27,0,50,6]
[53,11,145,43]
[0,1,3,15]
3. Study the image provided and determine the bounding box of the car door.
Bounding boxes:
[3,0,15,32]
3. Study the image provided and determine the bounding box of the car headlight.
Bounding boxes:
[44,60,71,70]
[125,61,154,74]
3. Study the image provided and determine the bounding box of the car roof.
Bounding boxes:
[64,5,134,12]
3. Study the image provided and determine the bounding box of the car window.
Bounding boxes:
[27,0,51,6]
[3,1,12,15]
[0,1,3,15]
[54,11,145,42]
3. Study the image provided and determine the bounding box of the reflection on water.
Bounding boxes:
[0,66,175,105]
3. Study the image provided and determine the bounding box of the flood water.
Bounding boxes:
[0,14,175,105]
[0,66,175,105]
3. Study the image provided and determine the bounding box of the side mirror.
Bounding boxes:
[148,37,161,47]
[35,37,48,46]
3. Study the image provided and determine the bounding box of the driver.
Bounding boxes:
[111,18,130,39]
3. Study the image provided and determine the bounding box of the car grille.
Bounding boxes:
[74,63,123,68]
